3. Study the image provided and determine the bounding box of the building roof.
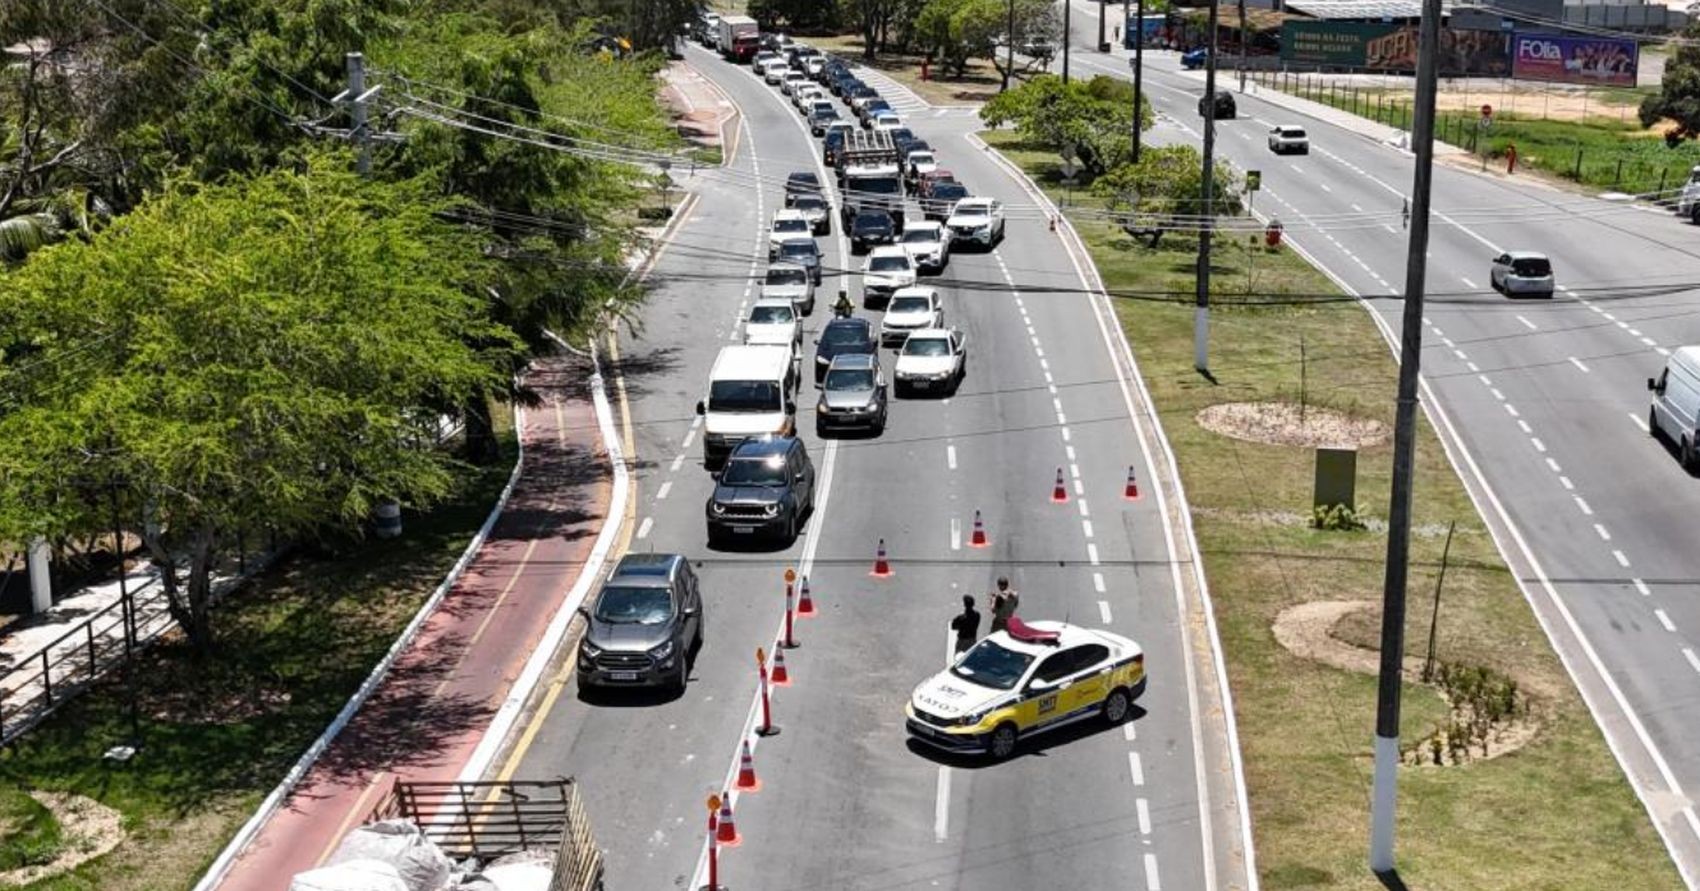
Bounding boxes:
[1282,0,1450,19]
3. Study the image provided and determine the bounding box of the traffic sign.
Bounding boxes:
[1246,170,1261,191]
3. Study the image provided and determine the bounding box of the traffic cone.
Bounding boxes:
[1052,467,1069,503]
[871,538,892,578]
[736,740,761,792]
[1124,466,1141,500]
[716,791,740,846]
[770,648,791,686]
[797,577,816,616]
[969,510,989,548]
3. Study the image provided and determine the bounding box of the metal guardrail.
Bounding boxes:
[365,779,603,890]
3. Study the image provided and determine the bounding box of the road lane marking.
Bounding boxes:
[1124,723,1136,742]
[682,429,697,449]
[1069,462,1082,480]
[935,766,950,843]
[1530,437,1545,452]
[670,454,685,472]
[1547,458,1562,473]
[1128,751,1145,786]
[1642,337,1658,348]
[1686,648,1700,675]
[1099,600,1113,623]
[1137,798,1153,835]
[1094,572,1106,593]
[636,517,654,539]
[656,480,673,500]
[1629,328,1643,338]
[1505,404,1519,417]
[1061,426,1071,442]
[1517,420,1532,434]
[951,518,962,551]
[1575,496,1593,515]
[1478,374,1493,386]
[1595,524,1612,542]
[1088,543,1101,565]
[1569,357,1590,373]
[1657,609,1677,633]
[1491,388,1505,401]
[1516,315,1537,330]
[1613,549,1631,568]
[1083,520,1096,539]
[1145,853,1163,891]
[947,444,958,470]
[1635,578,1653,596]
[1630,412,1650,433]
[1453,348,1468,361]
[1466,362,1480,373]
[1560,476,1575,490]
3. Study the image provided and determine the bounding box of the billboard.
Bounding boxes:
[1511,34,1638,86]
[1281,21,1509,76]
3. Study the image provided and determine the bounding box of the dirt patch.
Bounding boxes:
[1272,600,1541,764]
[0,792,123,887]
[1196,401,1389,449]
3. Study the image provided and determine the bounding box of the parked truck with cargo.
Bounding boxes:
[717,15,760,63]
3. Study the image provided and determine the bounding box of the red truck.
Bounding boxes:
[717,15,760,63]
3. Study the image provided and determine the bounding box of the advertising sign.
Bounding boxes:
[1282,21,1509,75]
[1281,21,1393,67]
[1511,34,1638,86]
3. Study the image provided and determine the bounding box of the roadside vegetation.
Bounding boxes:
[983,124,1683,889]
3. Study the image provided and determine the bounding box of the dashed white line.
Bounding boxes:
[1634,578,1653,597]
[1453,348,1468,361]
[1098,600,1113,623]
[1642,336,1658,348]
[1594,523,1612,542]
[1478,374,1493,387]
[935,766,950,843]
[1685,648,1700,675]
[1575,496,1593,515]
[1459,277,1478,289]
[1530,437,1546,452]
[947,444,958,470]
[1069,463,1081,480]
[1516,315,1537,331]
[670,454,685,472]
[1505,404,1520,418]
[636,517,654,539]
[1144,853,1163,891]
[1082,520,1096,539]
[1656,609,1677,633]
[1136,798,1153,836]
[1630,412,1650,433]
[1559,476,1575,491]
[657,480,674,500]
[1466,362,1480,373]
[1517,420,1532,434]
[1568,357,1590,373]
[1613,549,1631,568]
[1490,388,1505,401]
[1128,751,1145,786]
[1629,328,1644,338]
[1079,499,1091,517]
[1087,543,1101,566]
[1060,426,1071,442]
[682,429,697,449]
[1123,723,1136,742]
[1546,458,1562,473]
[950,518,962,551]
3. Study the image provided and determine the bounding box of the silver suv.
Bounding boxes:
[817,353,888,435]
[577,553,703,694]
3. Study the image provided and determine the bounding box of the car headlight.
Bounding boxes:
[580,641,602,660]
[763,503,781,517]
[650,639,674,660]
[711,502,727,515]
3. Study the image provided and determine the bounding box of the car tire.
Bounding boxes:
[1103,687,1132,725]
[671,660,689,694]
[1683,436,1696,471]
[785,513,798,544]
[1649,407,1660,439]
[987,723,1019,760]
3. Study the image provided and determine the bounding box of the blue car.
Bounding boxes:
[1181,47,1210,70]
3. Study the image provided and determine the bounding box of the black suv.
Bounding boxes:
[813,316,877,381]
[1199,92,1236,120]
[576,553,703,694]
[706,436,816,547]
[785,171,823,206]
[851,210,896,254]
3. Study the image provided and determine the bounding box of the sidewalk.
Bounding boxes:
[210,352,613,890]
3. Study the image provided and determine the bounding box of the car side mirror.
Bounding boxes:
[576,606,590,621]
[1649,377,1660,392]
[696,400,706,415]
[1027,677,1054,693]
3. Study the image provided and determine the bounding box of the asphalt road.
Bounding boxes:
[1063,2,1700,881]
[500,42,1245,891]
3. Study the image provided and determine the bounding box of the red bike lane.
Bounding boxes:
[215,355,613,890]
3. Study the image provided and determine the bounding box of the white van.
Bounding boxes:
[696,345,797,466]
[1648,345,1700,468]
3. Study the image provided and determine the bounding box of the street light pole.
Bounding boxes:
[1369,0,1444,877]
[1098,0,1107,51]
[1237,0,1248,93]
[1132,0,1145,164]
[1004,0,1015,92]
[1063,0,1072,83]
[1195,0,1221,373]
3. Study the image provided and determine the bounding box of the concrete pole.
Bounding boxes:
[1195,0,1222,374]
[1063,0,1072,83]
[27,537,51,613]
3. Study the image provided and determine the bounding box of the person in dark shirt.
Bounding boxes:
[989,576,1019,633]
[950,594,980,655]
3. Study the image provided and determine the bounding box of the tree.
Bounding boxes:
[981,74,1153,178]
[0,160,519,651]
[953,0,1057,86]
[1642,20,1700,140]
[748,0,841,32]
[1092,145,1243,247]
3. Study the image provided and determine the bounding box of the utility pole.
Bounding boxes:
[1195,0,1221,373]
[345,52,371,177]
[1370,0,1443,878]
[1132,0,1145,164]
[1063,0,1072,83]
[1004,0,1015,92]
[1237,0,1247,93]
[1098,0,1107,52]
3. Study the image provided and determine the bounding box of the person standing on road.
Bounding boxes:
[950,595,981,655]
[989,576,1019,634]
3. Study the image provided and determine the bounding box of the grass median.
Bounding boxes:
[0,416,515,891]
[983,128,1682,890]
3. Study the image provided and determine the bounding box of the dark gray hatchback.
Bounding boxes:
[577,553,703,694]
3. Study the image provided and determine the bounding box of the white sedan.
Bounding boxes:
[861,245,917,307]
[880,286,943,346]
[743,298,802,349]
[768,209,814,259]
[946,197,1005,250]
[898,220,950,273]
[893,327,966,395]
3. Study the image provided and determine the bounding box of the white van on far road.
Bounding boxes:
[1648,345,1700,469]
[697,345,798,467]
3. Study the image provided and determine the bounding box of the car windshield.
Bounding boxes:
[813,103,836,115]
[820,323,869,346]
[708,380,782,413]
[779,242,817,260]
[767,267,808,286]
[825,368,875,390]
[750,305,794,324]
[951,640,1034,690]
[789,174,819,188]
[720,454,788,486]
[773,218,809,234]
[854,215,890,232]
[889,295,930,313]
[869,256,910,272]
[901,229,937,244]
[934,184,968,199]
[1282,128,1306,138]
[903,336,950,357]
[594,585,673,625]
[954,204,988,217]
[795,197,826,213]
[848,177,902,196]
[1512,257,1552,277]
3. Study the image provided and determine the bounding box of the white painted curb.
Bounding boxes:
[193,407,529,891]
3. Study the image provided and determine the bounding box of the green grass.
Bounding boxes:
[1249,71,1700,195]
[0,416,516,891]
[0,789,64,872]
[808,34,1002,107]
[984,128,1683,890]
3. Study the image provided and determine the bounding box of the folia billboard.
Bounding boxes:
[1511,34,1638,86]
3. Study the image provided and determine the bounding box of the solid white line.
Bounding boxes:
[1145,853,1163,891]
[1099,600,1113,623]
[1614,549,1631,568]
[1686,648,1700,675]
[1137,797,1153,836]
[935,766,950,843]
[1516,314,1538,331]
[1595,523,1612,542]
[1094,572,1106,593]
[947,444,958,470]
[1575,496,1593,515]
[1656,609,1677,633]
[1631,412,1650,433]
[1635,578,1653,597]
[636,517,654,540]
[1569,357,1590,373]
[1128,751,1145,786]
[1087,543,1101,566]
[656,480,673,500]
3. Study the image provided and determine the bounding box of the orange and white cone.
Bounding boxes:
[770,648,791,686]
[871,538,892,578]
[797,577,816,616]
[736,740,761,792]
[716,791,740,846]
[1124,465,1140,500]
[1052,467,1069,503]
[970,510,989,548]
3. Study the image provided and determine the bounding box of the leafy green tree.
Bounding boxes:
[981,74,1153,177]
[1642,20,1700,141]
[1092,145,1243,247]
[952,0,1058,86]
[0,160,519,650]
[748,0,841,32]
